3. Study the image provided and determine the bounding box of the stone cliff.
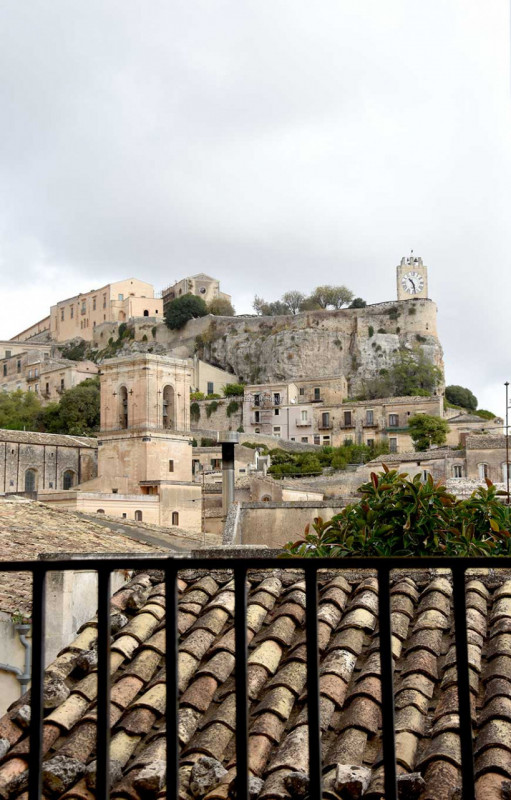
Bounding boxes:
[109,298,444,395]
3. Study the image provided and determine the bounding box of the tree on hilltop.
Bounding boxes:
[309,285,354,309]
[445,385,477,411]
[165,294,208,329]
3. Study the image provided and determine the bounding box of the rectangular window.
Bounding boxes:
[322,435,331,444]
[60,308,64,321]
[28,369,32,378]
[389,414,399,428]
[453,465,463,478]
[274,393,281,406]
[273,426,281,435]
[389,437,398,453]
[254,394,260,406]
[314,435,320,445]
[169,460,174,472]
[70,306,74,318]
[17,360,21,373]
[301,437,308,443]
[60,378,65,391]
[366,409,374,425]
[344,411,352,426]
[301,409,308,422]
[207,382,214,395]
[274,408,280,416]
[5,350,11,358]
[45,383,49,394]
[35,368,38,377]
[254,410,260,423]
[367,438,374,448]
[93,297,97,310]
[299,387,305,396]
[314,387,321,401]
[81,301,86,314]
[118,293,124,301]
[35,384,39,393]
[322,412,330,428]
[2,365,6,377]
[103,293,107,308]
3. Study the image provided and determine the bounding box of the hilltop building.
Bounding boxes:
[12,278,163,344]
[161,273,231,310]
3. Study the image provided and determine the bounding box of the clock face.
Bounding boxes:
[401,271,424,295]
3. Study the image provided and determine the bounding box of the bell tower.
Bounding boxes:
[397,255,428,301]
[97,353,194,491]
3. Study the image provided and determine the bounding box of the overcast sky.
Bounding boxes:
[1,1,510,419]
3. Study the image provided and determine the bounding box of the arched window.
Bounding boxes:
[24,469,37,492]
[478,463,489,480]
[143,310,149,317]
[172,511,179,526]
[63,470,75,490]
[452,465,463,478]
[96,509,105,514]
[135,510,143,521]
[162,385,175,429]
[261,495,271,502]
[119,386,128,429]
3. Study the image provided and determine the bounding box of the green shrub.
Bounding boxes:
[226,400,240,417]
[223,383,245,397]
[206,401,220,418]
[200,437,217,447]
[206,393,221,400]
[190,391,205,401]
[190,402,201,422]
[284,469,511,558]
[165,294,208,330]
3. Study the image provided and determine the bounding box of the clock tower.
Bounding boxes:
[397,255,428,301]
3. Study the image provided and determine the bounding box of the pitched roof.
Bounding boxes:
[0,498,162,615]
[0,565,510,798]
[0,430,97,448]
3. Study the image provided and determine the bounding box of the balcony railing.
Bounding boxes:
[295,420,312,427]
[2,554,500,800]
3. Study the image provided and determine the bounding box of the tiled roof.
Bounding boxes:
[1,567,511,797]
[0,430,97,448]
[366,447,461,465]
[0,498,161,615]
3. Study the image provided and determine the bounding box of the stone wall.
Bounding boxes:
[190,398,243,433]
[229,501,346,548]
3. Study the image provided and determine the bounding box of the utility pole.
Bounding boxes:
[506,382,510,504]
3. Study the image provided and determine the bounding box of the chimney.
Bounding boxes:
[218,431,239,516]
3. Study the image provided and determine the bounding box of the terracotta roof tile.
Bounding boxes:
[4,567,511,799]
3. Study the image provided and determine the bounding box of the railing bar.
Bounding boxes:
[452,567,476,800]
[96,568,111,800]
[165,563,179,800]
[28,569,46,800]
[378,567,397,800]
[234,567,249,800]
[305,568,322,799]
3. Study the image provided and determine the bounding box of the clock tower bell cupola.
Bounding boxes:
[397,254,428,301]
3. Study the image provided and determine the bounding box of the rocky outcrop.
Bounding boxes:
[94,299,444,394]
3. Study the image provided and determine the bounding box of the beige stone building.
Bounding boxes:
[243,377,348,444]
[162,273,231,310]
[465,434,511,483]
[12,278,163,344]
[0,429,97,494]
[1,348,98,403]
[242,379,443,452]
[40,353,202,530]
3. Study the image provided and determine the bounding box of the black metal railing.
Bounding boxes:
[4,554,508,800]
